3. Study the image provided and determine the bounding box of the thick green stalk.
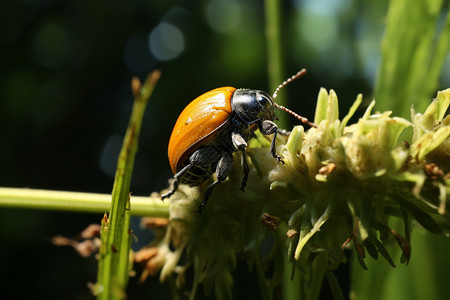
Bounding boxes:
[265,0,288,128]
[264,1,306,298]
[0,187,169,217]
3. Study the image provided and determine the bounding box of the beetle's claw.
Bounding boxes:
[161,190,174,201]
[275,155,285,164]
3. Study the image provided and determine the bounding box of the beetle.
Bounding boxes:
[161,69,316,211]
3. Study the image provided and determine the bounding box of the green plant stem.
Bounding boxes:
[255,251,274,300]
[97,71,161,300]
[278,221,302,300]
[0,187,169,217]
[307,253,327,300]
[264,0,287,128]
[326,271,345,300]
[281,262,301,300]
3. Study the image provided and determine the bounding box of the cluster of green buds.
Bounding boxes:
[146,88,449,298]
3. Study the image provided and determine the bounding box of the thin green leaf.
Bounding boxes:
[374,0,450,118]
[96,71,161,300]
[340,93,363,132]
[393,194,443,235]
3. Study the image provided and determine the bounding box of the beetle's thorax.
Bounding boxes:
[231,89,276,125]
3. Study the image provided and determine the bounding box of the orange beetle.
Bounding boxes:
[162,69,315,211]
[167,87,235,174]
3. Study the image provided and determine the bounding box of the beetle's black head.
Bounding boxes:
[231,89,277,124]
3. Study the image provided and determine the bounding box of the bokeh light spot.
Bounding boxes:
[298,11,338,54]
[99,134,122,178]
[149,22,185,61]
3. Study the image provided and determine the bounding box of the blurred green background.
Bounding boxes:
[0,0,449,299]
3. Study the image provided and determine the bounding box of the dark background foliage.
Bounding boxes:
[1,0,448,299]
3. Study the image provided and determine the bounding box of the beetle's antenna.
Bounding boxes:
[272,68,317,128]
[273,103,317,128]
[272,68,307,100]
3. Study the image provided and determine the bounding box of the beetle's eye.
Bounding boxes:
[257,95,271,108]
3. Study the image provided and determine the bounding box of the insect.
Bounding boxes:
[161,69,316,211]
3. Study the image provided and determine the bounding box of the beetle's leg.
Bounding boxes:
[259,120,284,164]
[161,164,191,200]
[277,128,291,136]
[231,132,249,191]
[198,151,233,212]
[240,151,249,191]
